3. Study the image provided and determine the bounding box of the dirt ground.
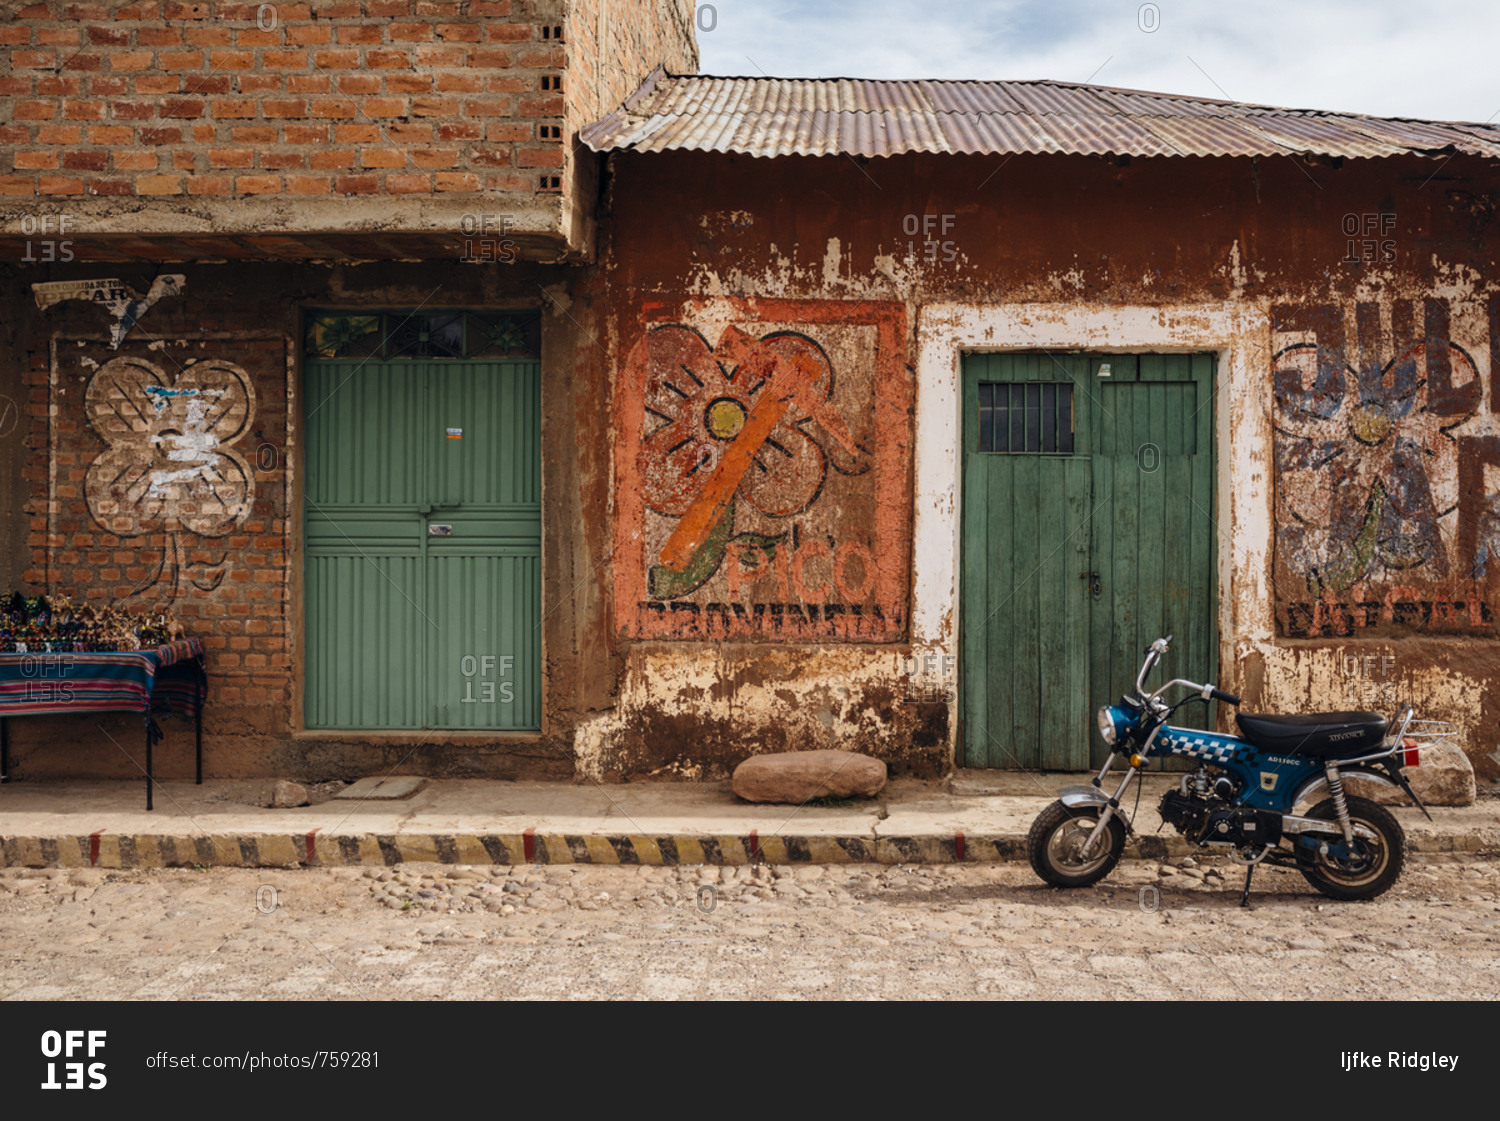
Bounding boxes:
[2,855,1498,1000]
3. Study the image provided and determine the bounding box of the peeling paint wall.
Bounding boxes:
[576,645,947,781]
[585,291,938,777]
[591,149,1500,781]
[7,142,1500,785]
[1271,296,1497,637]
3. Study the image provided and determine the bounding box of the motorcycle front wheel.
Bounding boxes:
[1027,800,1126,888]
[1294,796,1405,901]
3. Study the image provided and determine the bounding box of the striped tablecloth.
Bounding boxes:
[0,638,206,719]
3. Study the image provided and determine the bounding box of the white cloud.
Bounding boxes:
[693,0,1500,122]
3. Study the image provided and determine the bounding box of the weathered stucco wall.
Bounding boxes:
[589,148,1500,781]
[5,142,1499,785]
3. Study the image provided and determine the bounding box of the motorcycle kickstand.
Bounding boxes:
[1239,862,1255,908]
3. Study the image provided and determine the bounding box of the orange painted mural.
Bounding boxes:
[615,299,911,641]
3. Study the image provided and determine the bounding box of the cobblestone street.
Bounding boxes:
[3,857,1499,1000]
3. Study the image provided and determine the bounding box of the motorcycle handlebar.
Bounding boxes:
[1136,639,1239,708]
[1135,636,1172,695]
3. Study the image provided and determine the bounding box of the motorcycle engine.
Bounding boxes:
[1158,785,1283,847]
[1157,789,1211,837]
[1197,807,1283,847]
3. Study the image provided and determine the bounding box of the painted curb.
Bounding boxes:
[0,828,1493,868]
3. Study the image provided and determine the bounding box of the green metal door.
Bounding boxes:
[960,353,1216,768]
[304,352,541,730]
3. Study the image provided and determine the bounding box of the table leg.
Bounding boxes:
[195,701,203,785]
[146,721,153,812]
[1,716,8,783]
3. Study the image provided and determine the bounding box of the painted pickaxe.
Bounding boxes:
[658,326,859,574]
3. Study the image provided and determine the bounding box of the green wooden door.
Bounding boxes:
[960,353,1216,768]
[304,356,541,730]
[1087,355,1217,766]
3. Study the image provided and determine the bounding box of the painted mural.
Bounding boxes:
[1272,297,1500,636]
[615,299,911,641]
[45,340,278,609]
[84,355,256,599]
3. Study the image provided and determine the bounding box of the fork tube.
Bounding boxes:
[1081,766,1137,855]
[1092,753,1116,788]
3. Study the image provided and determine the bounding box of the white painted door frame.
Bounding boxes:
[912,301,1274,758]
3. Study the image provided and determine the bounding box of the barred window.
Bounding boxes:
[978,382,1074,453]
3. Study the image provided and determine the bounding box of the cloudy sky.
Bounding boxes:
[694,0,1499,123]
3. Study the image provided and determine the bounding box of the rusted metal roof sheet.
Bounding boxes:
[581,70,1500,161]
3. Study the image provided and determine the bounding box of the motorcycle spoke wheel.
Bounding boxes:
[1294,796,1406,901]
[1027,800,1126,888]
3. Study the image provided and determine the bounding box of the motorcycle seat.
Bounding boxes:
[1234,711,1388,758]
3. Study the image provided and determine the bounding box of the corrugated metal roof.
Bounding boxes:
[580,70,1500,161]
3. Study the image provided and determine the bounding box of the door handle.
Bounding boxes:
[1080,572,1102,598]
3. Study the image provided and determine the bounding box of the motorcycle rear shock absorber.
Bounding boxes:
[1326,763,1354,844]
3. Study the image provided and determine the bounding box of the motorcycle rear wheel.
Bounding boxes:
[1294,796,1405,901]
[1027,800,1126,888]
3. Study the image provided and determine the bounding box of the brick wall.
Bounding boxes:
[0,0,574,201]
[30,328,291,713]
[3,257,595,779]
[564,0,697,137]
[555,0,696,248]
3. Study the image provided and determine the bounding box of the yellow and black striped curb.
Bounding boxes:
[0,828,1492,868]
[0,832,1008,869]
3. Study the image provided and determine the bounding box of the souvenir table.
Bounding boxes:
[0,638,207,810]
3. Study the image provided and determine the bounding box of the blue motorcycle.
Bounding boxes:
[1026,636,1449,904]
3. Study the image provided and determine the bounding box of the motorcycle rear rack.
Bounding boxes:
[1384,708,1458,753]
[1316,711,1457,768]
[1393,718,1458,748]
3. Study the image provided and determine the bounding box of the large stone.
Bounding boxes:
[269,780,308,808]
[731,750,887,803]
[1343,740,1476,806]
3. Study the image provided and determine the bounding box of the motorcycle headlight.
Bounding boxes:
[1097,705,1118,746]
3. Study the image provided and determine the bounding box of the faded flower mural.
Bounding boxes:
[616,299,911,642]
[639,325,866,599]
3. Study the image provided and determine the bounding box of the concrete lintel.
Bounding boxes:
[0,195,569,241]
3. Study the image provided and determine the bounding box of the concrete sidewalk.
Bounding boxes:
[1,771,1497,869]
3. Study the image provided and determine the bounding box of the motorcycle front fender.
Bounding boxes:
[1058,785,1113,812]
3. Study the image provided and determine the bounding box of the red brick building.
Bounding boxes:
[0,0,697,780]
